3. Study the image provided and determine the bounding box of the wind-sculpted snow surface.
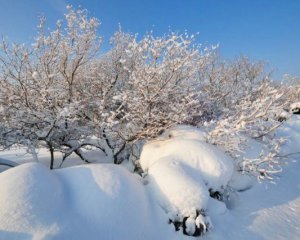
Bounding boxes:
[203,116,300,240]
[0,163,181,240]
[139,126,234,236]
[1,118,299,239]
[0,126,235,239]
[276,115,300,154]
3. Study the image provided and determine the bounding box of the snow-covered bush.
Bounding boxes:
[75,29,216,164]
[0,6,103,168]
[205,78,289,180]
[283,74,300,101]
[0,6,292,178]
[139,126,233,236]
[1,8,216,166]
[198,56,268,117]
[196,56,290,180]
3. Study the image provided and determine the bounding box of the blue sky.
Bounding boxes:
[0,0,299,80]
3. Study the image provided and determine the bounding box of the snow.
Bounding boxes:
[159,125,207,142]
[0,117,299,239]
[203,115,300,239]
[140,126,234,191]
[139,126,233,235]
[0,163,64,239]
[278,110,290,119]
[228,171,255,192]
[0,163,180,240]
[146,156,209,218]
[290,101,300,111]
[204,155,300,240]
[276,115,300,154]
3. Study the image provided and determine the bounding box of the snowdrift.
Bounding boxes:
[1,117,299,240]
[139,126,234,235]
[276,115,300,154]
[0,126,234,239]
[0,163,178,240]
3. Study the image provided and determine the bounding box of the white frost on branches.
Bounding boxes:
[0,6,294,179]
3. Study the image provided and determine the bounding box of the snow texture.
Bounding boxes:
[290,101,300,111]
[0,163,179,240]
[146,156,209,218]
[139,126,233,234]
[203,115,300,239]
[140,126,234,191]
[0,117,300,239]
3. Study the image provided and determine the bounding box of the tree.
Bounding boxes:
[80,30,216,164]
[0,6,292,178]
[203,58,289,180]
[0,6,103,168]
[282,74,300,104]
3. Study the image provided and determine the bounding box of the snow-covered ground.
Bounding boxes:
[0,163,181,240]
[205,156,300,240]
[0,116,299,239]
[205,115,300,240]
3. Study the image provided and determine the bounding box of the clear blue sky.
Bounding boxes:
[0,0,299,80]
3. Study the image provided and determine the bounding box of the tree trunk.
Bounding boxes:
[113,143,126,164]
[48,144,55,170]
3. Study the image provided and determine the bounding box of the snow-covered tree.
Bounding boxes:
[203,59,289,180]
[282,75,300,111]
[0,6,102,168]
[81,30,217,164]
[0,6,292,177]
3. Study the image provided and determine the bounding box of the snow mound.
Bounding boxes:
[139,125,234,235]
[0,163,65,239]
[147,157,209,218]
[0,163,178,240]
[228,171,255,192]
[140,133,233,191]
